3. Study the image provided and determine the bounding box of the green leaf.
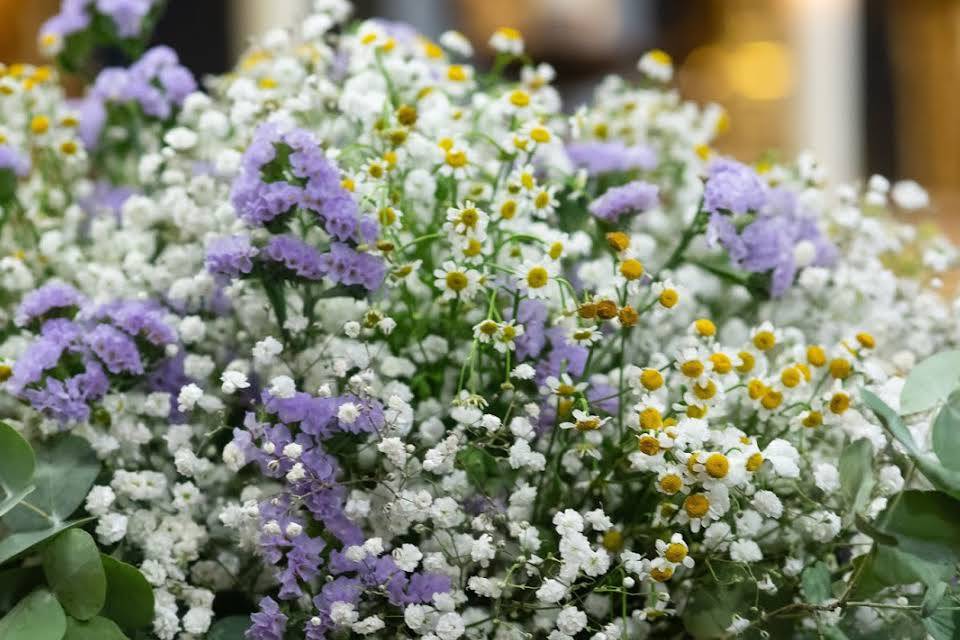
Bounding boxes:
[64,615,129,640]
[2,435,100,532]
[0,422,35,496]
[99,554,154,630]
[456,445,499,492]
[900,350,960,415]
[932,391,960,470]
[42,529,106,620]
[839,438,875,515]
[862,390,960,500]
[862,389,919,454]
[0,589,67,640]
[877,490,960,563]
[922,582,948,618]
[208,615,251,639]
[0,485,35,519]
[0,517,94,565]
[924,605,960,640]
[801,562,832,604]
[852,545,952,597]
[0,567,43,611]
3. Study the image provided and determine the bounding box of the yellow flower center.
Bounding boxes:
[639,409,663,432]
[710,353,733,374]
[736,351,756,374]
[529,126,551,143]
[746,452,764,472]
[509,89,530,107]
[447,65,468,82]
[602,529,624,552]
[693,379,717,400]
[576,416,601,432]
[478,320,498,336]
[548,242,563,260]
[684,493,710,518]
[648,49,672,66]
[445,271,468,292]
[650,565,674,582]
[704,453,729,478]
[856,332,876,349]
[780,366,802,388]
[526,266,549,289]
[664,542,687,563]
[747,378,767,400]
[619,259,644,281]
[30,115,50,134]
[761,389,783,410]
[694,318,716,337]
[807,345,827,367]
[659,288,679,308]
[499,200,517,219]
[680,360,704,379]
[753,330,776,351]
[659,474,682,495]
[802,411,823,428]
[830,358,852,380]
[829,392,851,415]
[445,150,467,168]
[640,368,663,391]
[556,383,576,396]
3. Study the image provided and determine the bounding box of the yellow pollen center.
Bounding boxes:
[704,453,729,478]
[526,266,549,289]
[684,494,710,518]
[445,271,468,292]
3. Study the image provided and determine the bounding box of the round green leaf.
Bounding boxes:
[878,490,960,562]
[932,391,960,471]
[839,438,875,515]
[0,589,67,640]
[208,615,252,639]
[801,562,832,604]
[900,350,960,415]
[100,554,155,630]
[64,615,129,640]
[2,434,100,532]
[0,421,35,494]
[42,529,106,620]
[0,517,94,565]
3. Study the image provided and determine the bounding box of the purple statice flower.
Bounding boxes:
[86,323,143,374]
[79,180,133,220]
[262,392,338,438]
[0,144,30,177]
[247,597,287,640]
[535,326,588,386]
[588,181,659,221]
[95,0,154,37]
[703,158,767,215]
[87,46,195,125]
[206,235,258,280]
[6,334,72,395]
[262,235,326,280]
[91,300,176,346]
[15,283,85,327]
[318,243,386,292]
[566,141,657,175]
[512,299,547,361]
[21,361,109,423]
[38,1,91,44]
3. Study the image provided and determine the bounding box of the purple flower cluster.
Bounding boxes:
[318,243,386,291]
[15,282,85,327]
[7,296,177,422]
[41,0,158,41]
[0,144,30,177]
[262,235,326,280]
[79,46,195,148]
[703,158,767,216]
[566,141,657,175]
[206,235,258,280]
[588,180,659,221]
[707,177,837,296]
[247,597,287,640]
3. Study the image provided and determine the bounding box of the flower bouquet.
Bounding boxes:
[0,1,959,639]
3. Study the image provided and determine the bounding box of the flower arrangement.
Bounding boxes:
[1,2,959,639]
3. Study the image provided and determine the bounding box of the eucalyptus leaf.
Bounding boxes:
[921,582,948,618]
[932,391,960,471]
[42,529,106,620]
[839,438,874,515]
[0,485,35,519]
[924,605,960,640]
[0,421,35,495]
[100,554,155,630]
[801,562,832,604]
[0,517,94,566]
[877,490,960,563]
[862,390,960,500]
[852,545,952,597]
[2,434,100,532]
[64,615,129,640]
[681,570,754,638]
[208,615,251,639]
[0,566,43,611]
[900,350,960,415]
[0,589,67,640]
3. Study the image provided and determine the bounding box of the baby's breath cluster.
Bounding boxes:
[1,2,959,639]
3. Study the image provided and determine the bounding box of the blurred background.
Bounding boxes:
[1,0,957,218]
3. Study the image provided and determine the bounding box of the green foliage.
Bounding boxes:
[99,554,155,631]
[63,615,129,640]
[2,435,100,532]
[0,422,36,518]
[899,349,960,415]
[681,564,756,638]
[456,445,503,493]
[42,529,106,621]
[932,390,960,471]
[801,562,833,604]
[207,615,252,639]
[0,519,94,566]
[0,589,66,640]
[839,438,874,517]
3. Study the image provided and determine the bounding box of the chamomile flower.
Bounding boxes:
[750,321,781,352]
[444,201,488,239]
[656,533,695,569]
[437,138,471,178]
[434,261,481,301]
[652,279,685,310]
[516,258,558,300]
[637,49,673,83]
[489,27,524,56]
[493,320,523,353]
[543,373,587,398]
[568,325,602,347]
[560,409,610,432]
[529,185,559,218]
